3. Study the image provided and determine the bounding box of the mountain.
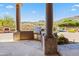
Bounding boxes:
[56,15,79,23]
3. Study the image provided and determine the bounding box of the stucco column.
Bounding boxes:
[16,3,20,32]
[44,3,58,55]
[14,4,34,41]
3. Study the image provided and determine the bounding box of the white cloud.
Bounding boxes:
[71,4,79,11]
[72,4,79,7]
[71,8,77,11]
[6,5,14,9]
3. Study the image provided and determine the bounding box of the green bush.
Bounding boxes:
[57,34,69,45]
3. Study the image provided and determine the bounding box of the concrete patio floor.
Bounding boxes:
[0,40,44,56]
[0,33,44,56]
[58,44,79,56]
[0,40,79,56]
[0,33,79,56]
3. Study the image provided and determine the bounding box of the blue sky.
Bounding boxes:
[0,3,16,20]
[54,3,79,21]
[0,3,79,22]
[21,3,46,22]
[0,3,46,22]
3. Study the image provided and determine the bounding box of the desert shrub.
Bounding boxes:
[57,34,69,45]
[68,29,76,33]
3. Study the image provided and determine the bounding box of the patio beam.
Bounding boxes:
[44,3,58,55]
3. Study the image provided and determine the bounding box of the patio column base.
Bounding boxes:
[13,31,34,40]
[44,34,59,56]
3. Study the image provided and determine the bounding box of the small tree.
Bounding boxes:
[0,15,16,32]
[3,15,15,28]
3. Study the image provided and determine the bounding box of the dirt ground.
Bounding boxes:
[58,32,79,42]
